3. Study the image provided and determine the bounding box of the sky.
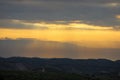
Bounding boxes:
[0,0,120,60]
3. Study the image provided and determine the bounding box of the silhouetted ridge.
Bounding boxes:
[0,57,120,74]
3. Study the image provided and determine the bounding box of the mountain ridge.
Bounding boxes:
[0,57,120,74]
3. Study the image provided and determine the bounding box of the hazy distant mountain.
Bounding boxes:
[0,57,120,74]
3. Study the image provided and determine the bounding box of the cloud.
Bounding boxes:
[0,38,80,58]
[0,19,49,29]
[104,3,120,7]
[116,15,120,19]
[0,0,120,28]
[0,38,120,60]
[0,19,114,30]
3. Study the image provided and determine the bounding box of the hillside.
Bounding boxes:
[0,57,120,74]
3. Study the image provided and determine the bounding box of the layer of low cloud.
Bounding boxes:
[0,0,120,29]
[0,38,120,60]
[0,19,114,30]
[0,38,80,58]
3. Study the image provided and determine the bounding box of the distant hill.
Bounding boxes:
[0,57,120,74]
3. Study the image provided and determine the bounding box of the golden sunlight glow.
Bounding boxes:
[0,28,120,48]
[0,20,120,49]
[116,15,120,19]
[105,3,119,7]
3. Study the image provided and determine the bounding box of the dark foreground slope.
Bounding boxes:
[0,70,120,80]
[0,71,91,80]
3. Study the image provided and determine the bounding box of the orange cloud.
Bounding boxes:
[7,19,113,30]
[116,15,120,19]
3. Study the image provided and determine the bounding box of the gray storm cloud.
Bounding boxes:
[0,0,120,29]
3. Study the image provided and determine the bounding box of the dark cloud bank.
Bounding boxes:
[0,0,120,28]
[0,38,120,60]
